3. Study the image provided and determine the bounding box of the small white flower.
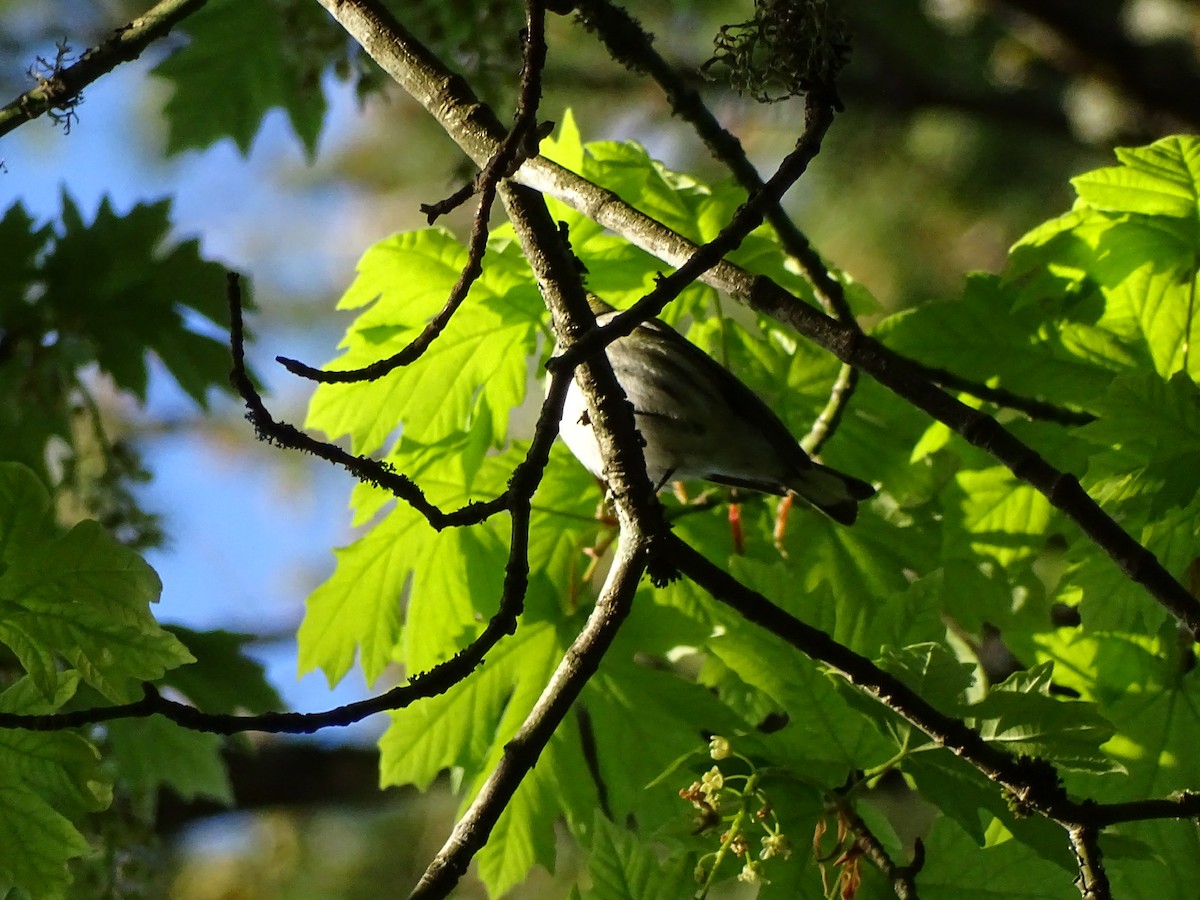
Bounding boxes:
[738,861,767,885]
[708,735,731,760]
[760,832,792,860]
[700,766,724,797]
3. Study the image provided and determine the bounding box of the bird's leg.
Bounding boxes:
[580,484,620,594]
[671,480,689,505]
[581,527,618,587]
[653,466,678,493]
[773,493,794,556]
[729,496,745,555]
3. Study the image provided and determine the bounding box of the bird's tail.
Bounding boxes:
[789,464,876,525]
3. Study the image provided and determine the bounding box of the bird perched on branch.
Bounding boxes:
[559,294,875,525]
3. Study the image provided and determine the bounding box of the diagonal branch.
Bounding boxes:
[0,0,207,138]
[667,534,1065,810]
[568,0,862,455]
[1068,825,1112,900]
[668,531,1200,851]
[571,0,855,322]
[826,793,923,900]
[226,274,509,530]
[921,364,1095,426]
[553,91,835,365]
[411,525,646,899]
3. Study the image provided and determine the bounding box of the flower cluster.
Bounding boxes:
[679,736,795,896]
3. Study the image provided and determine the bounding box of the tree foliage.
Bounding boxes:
[2,1,1200,898]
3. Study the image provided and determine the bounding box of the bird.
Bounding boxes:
[558,294,875,525]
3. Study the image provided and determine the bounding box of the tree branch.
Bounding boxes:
[550,92,835,365]
[0,0,207,138]
[1068,825,1111,900]
[992,0,1200,132]
[667,534,1067,808]
[571,0,856,322]
[920,364,1095,426]
[668,532,1200,848]
[226,274,510,530]
[1083,792,1200,828]
[826,793,923,900]
[410,527,646,898]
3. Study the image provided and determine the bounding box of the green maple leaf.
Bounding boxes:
[0,673,109,900]
[0,463,193,702]
[152,0,331,156]
[306,229,544,455]
[38,194,235,405]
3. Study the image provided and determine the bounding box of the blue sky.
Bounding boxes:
[6,50,388,735]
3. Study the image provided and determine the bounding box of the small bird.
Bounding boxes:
[558,295,875,525]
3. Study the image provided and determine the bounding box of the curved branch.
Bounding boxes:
[803,359,857,455]
[277,14,553,385]
[0,620,508,735]
[226,274,510,530]
[0,358,578,737]
[0,0,207,138]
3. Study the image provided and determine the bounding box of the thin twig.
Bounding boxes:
[550,91,837,371]
[921,364,1096,426]
[226,274,508,529]
[803,360,858,454]
[572,0,854,319]
[1083,792,1200,828]
[826,793,922,900]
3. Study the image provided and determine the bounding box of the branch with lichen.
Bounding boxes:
[0,0,208,138]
